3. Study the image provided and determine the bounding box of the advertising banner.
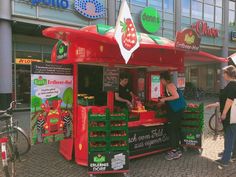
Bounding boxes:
[88,151,129,173]
[31,63,73,144]
[151,75,160,99]
[175,28,201,52]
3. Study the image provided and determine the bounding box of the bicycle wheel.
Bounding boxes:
[11,126,31,156]
[209,114,224,132]
[1,139,16,177]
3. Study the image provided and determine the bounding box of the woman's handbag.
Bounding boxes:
[166,89,186,112]
[230,99,236,124]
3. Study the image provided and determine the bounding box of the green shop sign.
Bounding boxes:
[141,7,161,33]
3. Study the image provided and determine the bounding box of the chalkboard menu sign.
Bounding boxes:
[103,67,119,91]
[129,125,170,156]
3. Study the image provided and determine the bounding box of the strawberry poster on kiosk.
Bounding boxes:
[31,62,73,144]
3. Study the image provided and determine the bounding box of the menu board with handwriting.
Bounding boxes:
[103,67,119,91]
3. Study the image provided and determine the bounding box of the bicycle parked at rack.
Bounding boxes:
[208,105,224,134]
[0,101,31,177]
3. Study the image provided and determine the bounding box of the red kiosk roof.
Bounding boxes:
[42,25,226,70]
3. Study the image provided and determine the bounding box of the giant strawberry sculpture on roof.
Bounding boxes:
[120,18,138,51]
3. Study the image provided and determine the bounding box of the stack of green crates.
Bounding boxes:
[110,113,129,151]
[181,103,204,148]
[88,109,109,152]
[182,103,204,132]
[88,109,129,152]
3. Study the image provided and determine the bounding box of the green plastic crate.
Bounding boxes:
[181,120,203,127]
[88,114,107,121]
[185,103,204,113]
[183,112,203,119]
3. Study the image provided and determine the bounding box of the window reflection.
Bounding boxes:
[229,10,235,26]
[182,0,190,16]
[149,0,162,10]
[192,1,203,19]
[229,1,235,11]
[215,0,222,7]
[204,0,213,4]
[204,4,214,22]
[215,7,222,24]
[131,0,146,6]
[164,0,173,13]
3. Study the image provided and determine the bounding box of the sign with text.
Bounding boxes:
[129,125,170,156]
[175,28,201,52]
[16,58,41,65]
[181,130,202,147]
[191,20,219,38]
[88,151,129,173]
[31,0,69,9]
[103,67,119,91]
[141,7,161,33]
[31,63,73,145]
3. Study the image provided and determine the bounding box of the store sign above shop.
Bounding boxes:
[175,28,201,52]
[16,58,41,65]
[74,0,105,19]
[191,20,219,38]
[140,7,161,33]
[31,0,69,9]
[231,31,236,41]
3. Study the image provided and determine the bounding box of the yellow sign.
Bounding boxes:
[15,58,41,65]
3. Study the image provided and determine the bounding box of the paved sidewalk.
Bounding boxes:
[1,98,236,177]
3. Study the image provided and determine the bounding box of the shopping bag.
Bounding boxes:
[230,99,236,124]
[166,89,186,112]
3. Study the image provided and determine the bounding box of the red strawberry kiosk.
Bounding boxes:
[42,24,226,172]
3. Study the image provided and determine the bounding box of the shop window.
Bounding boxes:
[163,21,174,30]
[215,0,222,7]
[229,10,235,26]
[149,0,162,10]
[215,7,222,24]
[15,42,41,52]
[192,1,203,19]
[181,17,190,25]
[164,0,174,13]
[78,65,107,106]
[204,0,213,4]
[15,65,31,108]
[181,0,190,16]
[207,67,215,89]
[131,0,147,6]
[163,13,174,21]
[229,1,235,11]
[204,4,214,22]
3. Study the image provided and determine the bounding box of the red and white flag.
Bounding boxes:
[114,0,140,64]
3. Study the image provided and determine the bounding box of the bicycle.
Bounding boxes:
[0,101,31,177]
[208,105,224,134]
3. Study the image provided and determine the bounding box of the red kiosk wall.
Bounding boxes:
[59,63,77,161]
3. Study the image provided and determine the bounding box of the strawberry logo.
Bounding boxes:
[120,18,137,51]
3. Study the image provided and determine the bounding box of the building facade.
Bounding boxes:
[0,0,235,109]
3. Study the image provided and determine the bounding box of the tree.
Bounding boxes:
[31,96,43,112]
[62,87,73,109]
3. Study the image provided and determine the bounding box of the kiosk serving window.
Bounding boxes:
[77,65,107,106]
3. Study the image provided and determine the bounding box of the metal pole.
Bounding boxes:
[0,0,12,109]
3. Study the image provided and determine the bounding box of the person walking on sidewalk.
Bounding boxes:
[214,65,236,169]
[159,71,185,160]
